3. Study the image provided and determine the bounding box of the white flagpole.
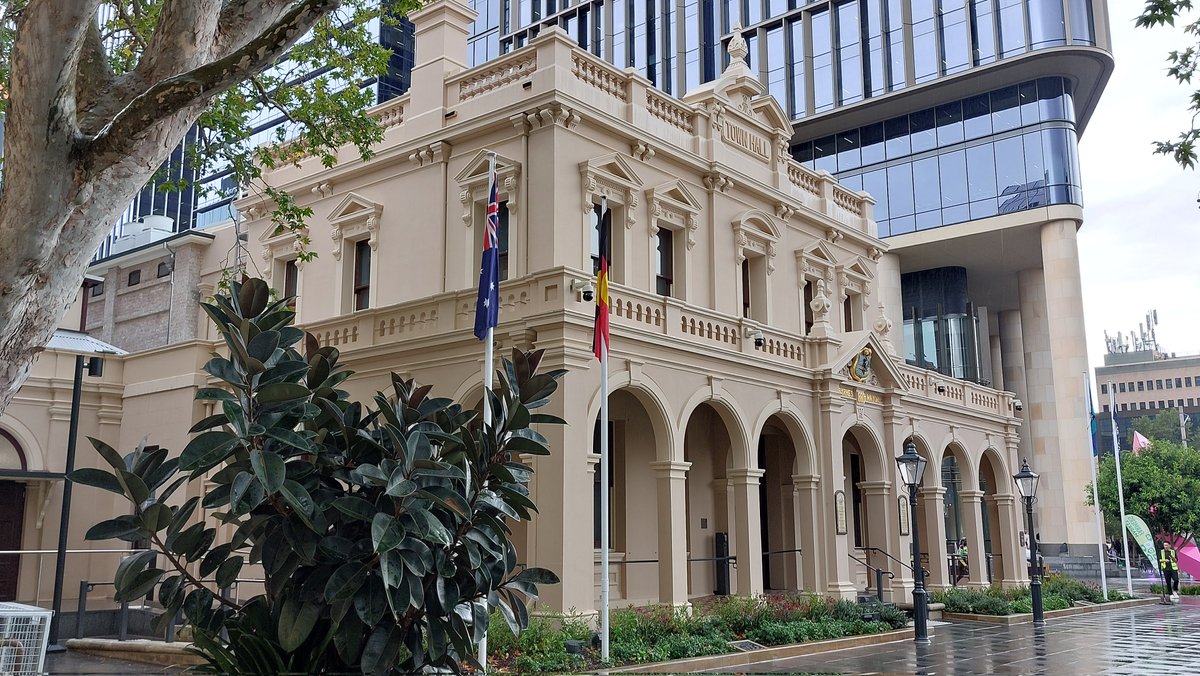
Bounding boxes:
[478,151,497,671]
[1084,372,1108,598]
[599,195,611,664]
[1109,384,1134,596]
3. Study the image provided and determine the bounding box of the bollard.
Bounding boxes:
[118,601,129,641]
[76,581,89,639]
[714,533,730,596]
[875,568,885,604]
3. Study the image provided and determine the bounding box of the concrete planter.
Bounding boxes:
[941,597,1156,625]
[65,638,206,667]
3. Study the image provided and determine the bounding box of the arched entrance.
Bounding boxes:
[757,413,817,592]
[841,426,889,596]
[684,401,750,596]
[979,449,1019,583]
[938,444,971,587]
[593,389,665,605]
[0,429,28,601]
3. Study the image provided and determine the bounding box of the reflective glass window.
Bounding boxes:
[1023,131,1046,195]
[837,129,862,171]
[724,0,740,33]
[745,0,761,26]
[991,85,1021,132]
[813,10,835,112]
[914,157,941,213]
[745,33,757,77]
[963,93,992,139]
[936,101,964,146]
[864,0,886,96]
[685,3,701,90]
[970,0,997,64]
[910,109,937,153]
[794,141,814,166]
[1037,77,1067,121]
[862,169,889,219]
[913,0,938,83]
[998,0,1025,57]
[813,135,838,173]
[1068,0,1095,44]
[836,1,863,104]
[939,150,968,206]
[1029,0,1066,47]
[994,135,1026,196]
[767,25,786,106]
[1042,127,1072,186]
[939,0,969,74]
[767,0,786,18]
[885,116,911,159]
[966,143,997,201]
[886,0,906,90]
[887,164,915,218]
[861,122,886,165]
[788,19,806,118]
[1019,80,1039,126]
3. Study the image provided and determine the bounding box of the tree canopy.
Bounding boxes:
[0,0,416,414]
[1089,439,1200,542]
[1137,0,1200,168]
[1128,407,1196,446]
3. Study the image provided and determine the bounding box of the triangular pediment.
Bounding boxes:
[749,96,792,137]
[828,331,908,391]
[801,240,837,266]
[843,257,874,281]
[580,153,643,190]
[328,192,383,225]
[649,180,702,214]
[454,150,520,184]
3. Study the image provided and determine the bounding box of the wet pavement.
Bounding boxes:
[704,598,1200,674]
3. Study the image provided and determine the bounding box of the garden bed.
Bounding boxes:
[932,573,1137,622]
[942,597,1155,624]
[484,594,909,674]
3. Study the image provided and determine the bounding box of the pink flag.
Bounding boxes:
[1132,431,1151,454]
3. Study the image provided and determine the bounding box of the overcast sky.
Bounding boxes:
[1078,5,1200,375]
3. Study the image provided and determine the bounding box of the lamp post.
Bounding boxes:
[896,439,930,645]
[1013,458,1044,627]
[48,354,104,649]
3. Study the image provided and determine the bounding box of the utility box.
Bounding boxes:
[0,602,53,675]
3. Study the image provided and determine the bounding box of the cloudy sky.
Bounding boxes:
[1078,5,1200,370]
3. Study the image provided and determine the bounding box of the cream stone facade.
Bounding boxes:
[1,0,1037,616]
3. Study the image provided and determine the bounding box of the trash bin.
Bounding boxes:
[0,602,53,675]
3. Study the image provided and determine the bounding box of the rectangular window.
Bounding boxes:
[741,259,751,318]
[1103,404,1109,413]
[284,259,299,310]
[91,282,104,297]
[128,270,141,287]
[1158,379,1164,389]
[1119,383,1125,393]
[655,228,674,296]
[1138,381,1145,391]
[1144,381,1150,390]
[353,240,371,311]
[1159,400,1166,409]
[804,280,815,334]
[836,0,863,105]
[1121,403,1126,411]
[157,261,172,278]
[1177,377,1183,388]
[1168,379,1174,389]
[1140,402,1146,410]
[1190,398,1195,407]
[812,10,834,112]
[591,202,603,273]
[1100,383,1107,394]
[1187,377,1193,387]
[497,201,511,281]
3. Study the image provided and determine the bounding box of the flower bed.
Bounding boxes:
[485,594,908,674]
[1150,583,1200,595]
[931,574,1132,616]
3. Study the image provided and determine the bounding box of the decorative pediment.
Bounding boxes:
[732,209,779,274]
[647,180,702,249]
[828,331,909,392]
[328,192,383,260]
[749,97,793,137]
[580,154,643,227]
[837,256,876,301]
[795,240,838,282]
[258,223,308,279]
[455,150,521,226]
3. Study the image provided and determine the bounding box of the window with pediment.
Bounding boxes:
[838,258,874,333]
[733,211,778,323]
[581,155,642,284]
[327,192,383,313]
[647,181,701,300]
[456,151,521,285]
[795,241,838,336]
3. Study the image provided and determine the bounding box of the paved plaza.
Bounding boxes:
[40,599,1200,674]
[704,599,1200,675]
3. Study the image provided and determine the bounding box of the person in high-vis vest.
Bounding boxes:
[1160,541,1180,600]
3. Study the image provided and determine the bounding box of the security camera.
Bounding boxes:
[934,379,947,394]
[570,279,595,302]
[1013,398,1024,412]
[744,327,765,348]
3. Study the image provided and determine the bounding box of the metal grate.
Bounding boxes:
[0,602,53,676]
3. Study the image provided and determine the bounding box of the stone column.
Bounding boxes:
[818,391,856,599]
[918,486,950,589]
[792,475,823,592]
[959,489,989,587]
[1038,219,1094,550]
[876,253,905,356]
[998,309,1031,461]
[650,460,691,607]
[861,480,896,598]
[728,468,765,597]
[993,493,1025,584]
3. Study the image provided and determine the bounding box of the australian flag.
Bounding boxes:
[473,163,500,340]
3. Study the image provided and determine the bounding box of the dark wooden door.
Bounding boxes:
[0,482,26,601]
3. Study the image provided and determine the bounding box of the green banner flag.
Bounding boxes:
[1124,514,1157,564]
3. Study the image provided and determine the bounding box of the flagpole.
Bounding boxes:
[1109,384,1134,596]
[478,151,498,671]
[599,195,611,664]
[1084,372,1108,598]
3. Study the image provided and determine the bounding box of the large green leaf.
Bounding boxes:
[179,431,239,472]
[258,382,311,404]
[277,595,320,652]
[332,496,375,522]
[250,450,286,493]
[279,480,314,517]
[361,622,402,676]
[87,437,127,472]
[371,513,405,554]
[68,468,125,496]
[324,563,369,603]
[85,515,145,541]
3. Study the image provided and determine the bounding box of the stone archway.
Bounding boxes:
[979,448,1022,584]
[938,442,972,587]
[756,412,819,592]
[841,425,890,596]
[0,428,28,601]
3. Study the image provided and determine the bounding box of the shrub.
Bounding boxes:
[830,598,864,622]
[1043,595,1071,611]
[877,604,909,629]
[1010,598,1033,614]
[1150,584,1200,596]
[1043,573,1105,603]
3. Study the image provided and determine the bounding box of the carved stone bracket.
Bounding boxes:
[827,229,843,244]
[526,103,582,130]
[703,172,733,193]
[408,141,451,167]
[311,182,333,199]
[775,202,797,221]
[631,141,656,161]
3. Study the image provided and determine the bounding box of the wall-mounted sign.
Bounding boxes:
[834,490,848,535]
[838,385,882,405]
[721,120,769,160]
[898,496,910,536]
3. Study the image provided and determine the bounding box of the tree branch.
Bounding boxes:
[135,0,221,83]
[86,0,343,164]
[75,18,115,127]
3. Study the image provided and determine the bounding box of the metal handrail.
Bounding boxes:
[75,576,268,642]
[848,551,893,604]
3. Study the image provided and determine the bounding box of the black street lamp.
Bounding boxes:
[48,354,104,649]
[1013,458,1044,627]
[896,439,930,645]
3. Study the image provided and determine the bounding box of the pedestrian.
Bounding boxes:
[1160,540,1180,601]
[955,538,969,584]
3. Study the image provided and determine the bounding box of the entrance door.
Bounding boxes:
[0,482,26,601]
